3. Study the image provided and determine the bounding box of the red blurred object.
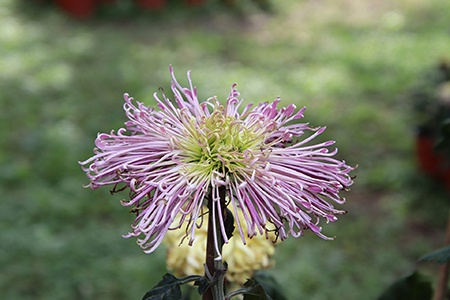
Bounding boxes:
[416,129,450,191]
[54,0,97,18]
[137,0,166,10]
[186,0,205,6]
[416,133,443,177]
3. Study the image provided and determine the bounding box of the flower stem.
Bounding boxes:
[203,186,227,300]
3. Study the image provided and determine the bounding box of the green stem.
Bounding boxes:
[177,275,204,285]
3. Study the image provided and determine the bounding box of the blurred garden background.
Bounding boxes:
[1,0,450,299]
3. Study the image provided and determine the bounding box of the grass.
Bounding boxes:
[1,0,450,299]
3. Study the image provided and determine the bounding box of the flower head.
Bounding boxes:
[80,66,354,254]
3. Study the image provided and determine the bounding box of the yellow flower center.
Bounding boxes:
[180,103,264,179]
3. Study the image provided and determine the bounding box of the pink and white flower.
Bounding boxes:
[80,67,355,254]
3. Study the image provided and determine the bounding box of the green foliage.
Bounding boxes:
[251,272,287,300]
[420,245,450,264]
[377,271,433,300]
[242,279,272,300]
[141,273,284,300]
[142,273,183,300]
[194,276,210,296]
[142,273,203,300]
[226,278,273,300]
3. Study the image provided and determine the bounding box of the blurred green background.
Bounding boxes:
[1,0,450,299]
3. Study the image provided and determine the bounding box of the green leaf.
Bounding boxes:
[377,271,432,300]
[420,245,450,264]
[242,279,273,300]
[194,276,209,295]
[142,273,182,300]
[252,272,288,300]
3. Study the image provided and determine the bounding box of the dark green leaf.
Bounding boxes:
[252,272,288,300]
[420,245,450,264]
[142,273,182,300]
[194,276,209,295]
[377,271,432,300]
[242,279,273,300]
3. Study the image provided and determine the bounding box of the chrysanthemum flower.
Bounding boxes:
[165,208,277,284]
[80,66,354,254]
